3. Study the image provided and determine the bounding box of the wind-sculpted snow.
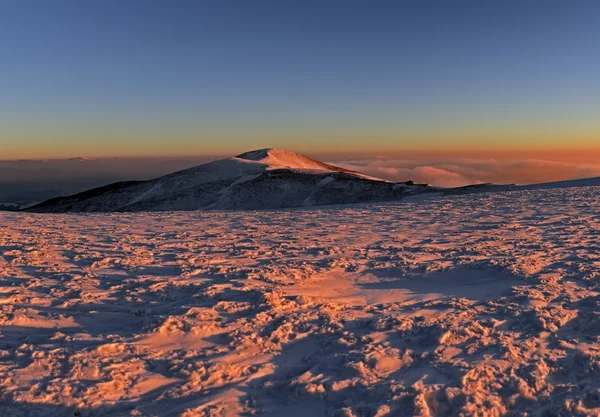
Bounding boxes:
[2,186,600,416]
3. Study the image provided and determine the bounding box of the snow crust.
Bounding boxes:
[2,184,600,415]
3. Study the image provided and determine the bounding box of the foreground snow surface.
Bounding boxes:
[1,187,600,417]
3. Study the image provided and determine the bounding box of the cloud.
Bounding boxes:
[332,159,477,187]
[330,157,600,187]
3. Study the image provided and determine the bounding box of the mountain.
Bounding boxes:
[25,148,434,213]
[24,148,600,213]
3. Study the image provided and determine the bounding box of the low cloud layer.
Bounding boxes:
[330,157,600,187]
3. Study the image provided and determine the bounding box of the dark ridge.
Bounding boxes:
[24,181,144,212]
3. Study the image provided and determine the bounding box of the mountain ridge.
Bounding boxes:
[25,148,422,213]
[24,148,600,213]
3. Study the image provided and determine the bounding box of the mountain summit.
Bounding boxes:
[235,148,356,173]
[26,148,427,212]
[237,148,323,167]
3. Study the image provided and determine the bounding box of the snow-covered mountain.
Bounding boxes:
[25,148,433,212]
[24,148,600,213]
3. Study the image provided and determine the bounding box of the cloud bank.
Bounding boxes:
[330,157,600,187]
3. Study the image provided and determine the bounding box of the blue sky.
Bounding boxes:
[1,0,599,157]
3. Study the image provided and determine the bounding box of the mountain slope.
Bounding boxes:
[26,148,432,213]
[517,176,600,191]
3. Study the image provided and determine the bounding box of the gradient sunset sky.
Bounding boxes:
[1,0,599,159]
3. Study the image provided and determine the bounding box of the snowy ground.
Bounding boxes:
[1,186,600,416]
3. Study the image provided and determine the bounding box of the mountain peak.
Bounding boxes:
[236,148,296,161]
[235,148,331,170]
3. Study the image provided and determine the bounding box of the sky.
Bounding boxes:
[1,0,599,161]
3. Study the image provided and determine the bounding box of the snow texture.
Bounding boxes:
[2,184,600,416]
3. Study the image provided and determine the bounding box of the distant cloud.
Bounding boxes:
[330,157,600,187]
